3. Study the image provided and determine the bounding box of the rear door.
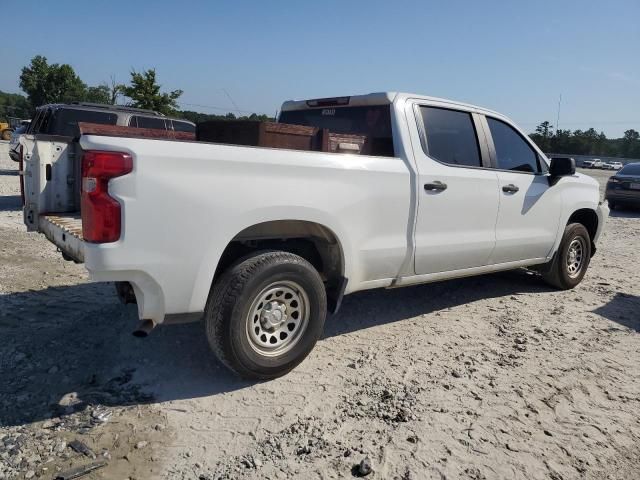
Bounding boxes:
[482,116,561,264]
[411,103,500,274]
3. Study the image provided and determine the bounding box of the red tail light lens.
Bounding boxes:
[81,150,132,243]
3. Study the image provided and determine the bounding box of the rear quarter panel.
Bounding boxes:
[79,136,411,322]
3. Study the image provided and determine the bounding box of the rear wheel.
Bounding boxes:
[608,200,616,210]
[542,223,591,290]
[205,251,327,380]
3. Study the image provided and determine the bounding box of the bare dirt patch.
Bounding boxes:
[1,144,638,480]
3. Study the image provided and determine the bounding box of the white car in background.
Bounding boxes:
[609,161,623,170]
[591,159,604,169]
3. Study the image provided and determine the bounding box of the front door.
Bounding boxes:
[412,105,500,274]
[483,116,561,264]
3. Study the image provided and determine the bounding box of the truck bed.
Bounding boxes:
[39,213,84,262]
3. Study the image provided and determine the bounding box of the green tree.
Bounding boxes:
[621,129,640,158]
[0,90,31,121]
[531,121,554,151]
[118,69,183,114]
[85,85,111,104]
[19,55,87,108]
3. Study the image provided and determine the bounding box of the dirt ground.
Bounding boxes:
[0,142,638,480]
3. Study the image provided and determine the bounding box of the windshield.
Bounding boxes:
[279,105,394,157]
[619,163,640,176]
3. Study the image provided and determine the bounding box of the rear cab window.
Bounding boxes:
[419,106,482,167]
[486,117,545,173]
[278,105,394,157]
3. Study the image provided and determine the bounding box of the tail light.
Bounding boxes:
[81,150,132,243]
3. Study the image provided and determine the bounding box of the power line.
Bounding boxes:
[176,101,256,114]
[222,89,241,115]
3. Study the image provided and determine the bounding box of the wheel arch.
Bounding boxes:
[208,219,348,314]
[567,208,598,254]
[215,219,345,279]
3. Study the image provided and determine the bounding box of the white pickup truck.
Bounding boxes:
[21,92,608,379]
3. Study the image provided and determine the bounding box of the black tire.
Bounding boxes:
[608,200,616,210]
[204,251,327,380]
[542,223,591,290]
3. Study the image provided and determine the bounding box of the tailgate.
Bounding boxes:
[22,134,80,232]
[39,213,84,262]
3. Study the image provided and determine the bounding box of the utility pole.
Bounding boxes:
[556,94,562,132]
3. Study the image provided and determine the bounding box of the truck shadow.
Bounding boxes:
[592,292,640,332]
[0,194,21,211]
[1,270,634,428]
[609,207,640,218]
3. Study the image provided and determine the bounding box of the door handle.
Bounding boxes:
[502,184,519,193]
[424,181,447,192]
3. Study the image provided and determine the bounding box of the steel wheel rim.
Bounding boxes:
[246,280,309,357]
[566,237,585,278]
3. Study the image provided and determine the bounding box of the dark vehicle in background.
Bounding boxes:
[26,102,195,138]
[605,162,640,210]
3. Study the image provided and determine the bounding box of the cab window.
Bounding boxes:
[487,117,541,173]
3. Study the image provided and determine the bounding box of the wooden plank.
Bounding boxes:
[196,120,320,151]
[78,122,195,141]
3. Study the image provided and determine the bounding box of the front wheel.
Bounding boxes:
[205,251,327,380]
[542,223,591,290]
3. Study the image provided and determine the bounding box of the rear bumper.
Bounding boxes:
[39,213,85,262]
[88,267,167,324]
[605,190,640,205]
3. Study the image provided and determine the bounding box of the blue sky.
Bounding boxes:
[1,0,638,136]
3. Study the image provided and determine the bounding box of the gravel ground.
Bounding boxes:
[0,142,638,480]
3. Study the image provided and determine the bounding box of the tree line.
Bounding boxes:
[3,55,639,157]
[0,55,271,124]
[529,121,640,159]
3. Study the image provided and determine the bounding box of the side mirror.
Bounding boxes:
[548,157,575,184]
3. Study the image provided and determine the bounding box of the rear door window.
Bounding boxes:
[487,117,541,173]
[132,116,167,130]
[419,106,482,167]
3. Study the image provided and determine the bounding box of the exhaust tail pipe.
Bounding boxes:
[133,319,156,338]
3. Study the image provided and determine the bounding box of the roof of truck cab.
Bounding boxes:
[281,92,503,117]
